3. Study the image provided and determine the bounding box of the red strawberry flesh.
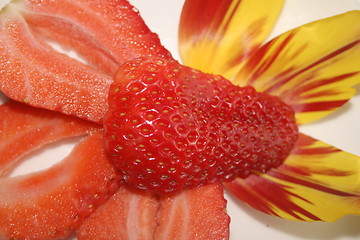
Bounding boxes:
[0,101,99,176]
[77,186,159,240]
[155,183,230,240]
[23,0,172,69]
[104,57,299,194]
[0,0,171,123]
[0,8,113,122]
[77,183,229,240]
[0,102,122,240]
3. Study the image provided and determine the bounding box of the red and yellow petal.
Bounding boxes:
[233,11,360,125]
[224,133,360,222]
[178,0,284,79]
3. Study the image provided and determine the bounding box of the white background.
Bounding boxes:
[1,0,360,239]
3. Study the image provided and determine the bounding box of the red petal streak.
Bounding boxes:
[291,99,349,113]
[262,39,360,95]
[225,133,360,221]
[291,133,340,156]
[180,0,238,42]
[268,169,356,198]
[225,174,321,221]
[179,0,283,77]
[243,32,298,87]
[236,23,360,121]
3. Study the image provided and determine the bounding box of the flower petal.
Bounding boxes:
[178,0,284,79]
[233,11,360,124]
[224,133,360,222]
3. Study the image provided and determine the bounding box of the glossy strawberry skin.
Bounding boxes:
[104,57,299,194]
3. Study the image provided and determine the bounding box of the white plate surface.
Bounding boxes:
[1,0,360,239]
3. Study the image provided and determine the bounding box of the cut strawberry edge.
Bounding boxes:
[77,182,230,240]
[0,101,100,176]
[0,0,172,123]
[155,182,230,240]
[0,102,122,240]
[0,131,122,240]
[77,186,160,240]
[23,0,172,66]
[0,8,113,123]
[25,12,120,76]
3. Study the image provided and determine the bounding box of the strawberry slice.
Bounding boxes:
[0,7,113,123]
[77,183,229,240]
[0,102,122,240]
[0,101,99,176]
[23,0,172,70]
[77,186,159,240]
[0,0,171,123]
[154,183,230,240]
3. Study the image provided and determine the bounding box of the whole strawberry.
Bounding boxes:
[104,57,298,194]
